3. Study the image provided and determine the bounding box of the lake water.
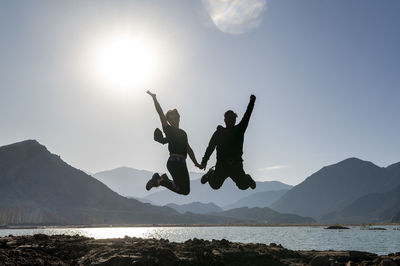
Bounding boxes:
[1,226,399,255]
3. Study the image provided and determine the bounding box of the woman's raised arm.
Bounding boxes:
[147,90,168,127]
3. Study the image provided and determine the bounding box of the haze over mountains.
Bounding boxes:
[94,167,160,199]
[94,166,292,208]
[94,167,206,199]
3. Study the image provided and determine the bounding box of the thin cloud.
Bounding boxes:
[258,165,289,171]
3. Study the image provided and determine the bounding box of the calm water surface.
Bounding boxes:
[1,226,399,255]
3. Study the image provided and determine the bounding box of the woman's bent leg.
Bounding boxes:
[159,160,190,195]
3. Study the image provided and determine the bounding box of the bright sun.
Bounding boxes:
[93,34,159,91]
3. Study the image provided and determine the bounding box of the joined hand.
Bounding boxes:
[199,163,206,170]
[195,163,205,170]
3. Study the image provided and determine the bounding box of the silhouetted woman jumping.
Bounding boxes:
[145,90,201,195]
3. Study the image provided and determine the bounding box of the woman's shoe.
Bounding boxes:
[146,173,162,191]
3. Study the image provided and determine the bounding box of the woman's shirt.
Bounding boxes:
[162,125,188,157]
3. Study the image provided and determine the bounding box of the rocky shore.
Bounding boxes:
[0,234,399,265]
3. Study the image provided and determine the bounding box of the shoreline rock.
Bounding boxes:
[325,225,350,229]
[0,235,398,265]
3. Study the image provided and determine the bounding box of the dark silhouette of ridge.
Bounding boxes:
[270,157,400,221]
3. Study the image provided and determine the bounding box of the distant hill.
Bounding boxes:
[94,167,158,198]
[144,179,292,207]
[211,207,316,224]
[270,158,400,221]
[94,167,204,198]
[321,185,400,223]
[223,189,288,210]
[166,202,223,214]
[0,140,246,225]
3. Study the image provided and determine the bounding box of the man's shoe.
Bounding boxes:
[249,178,256,190]
[146,173,161,191]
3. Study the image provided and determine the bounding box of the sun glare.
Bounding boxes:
[92,34,160,91]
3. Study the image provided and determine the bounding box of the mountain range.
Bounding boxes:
[0,140,398,225]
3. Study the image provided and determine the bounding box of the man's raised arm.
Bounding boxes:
[238,94,256,130]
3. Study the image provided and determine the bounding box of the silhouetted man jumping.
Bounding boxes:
[200,94,256,190]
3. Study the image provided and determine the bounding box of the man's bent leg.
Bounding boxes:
[230,164,256,190]
[208,165,228,190]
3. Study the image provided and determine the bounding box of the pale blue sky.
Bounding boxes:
[0,0,399,185]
